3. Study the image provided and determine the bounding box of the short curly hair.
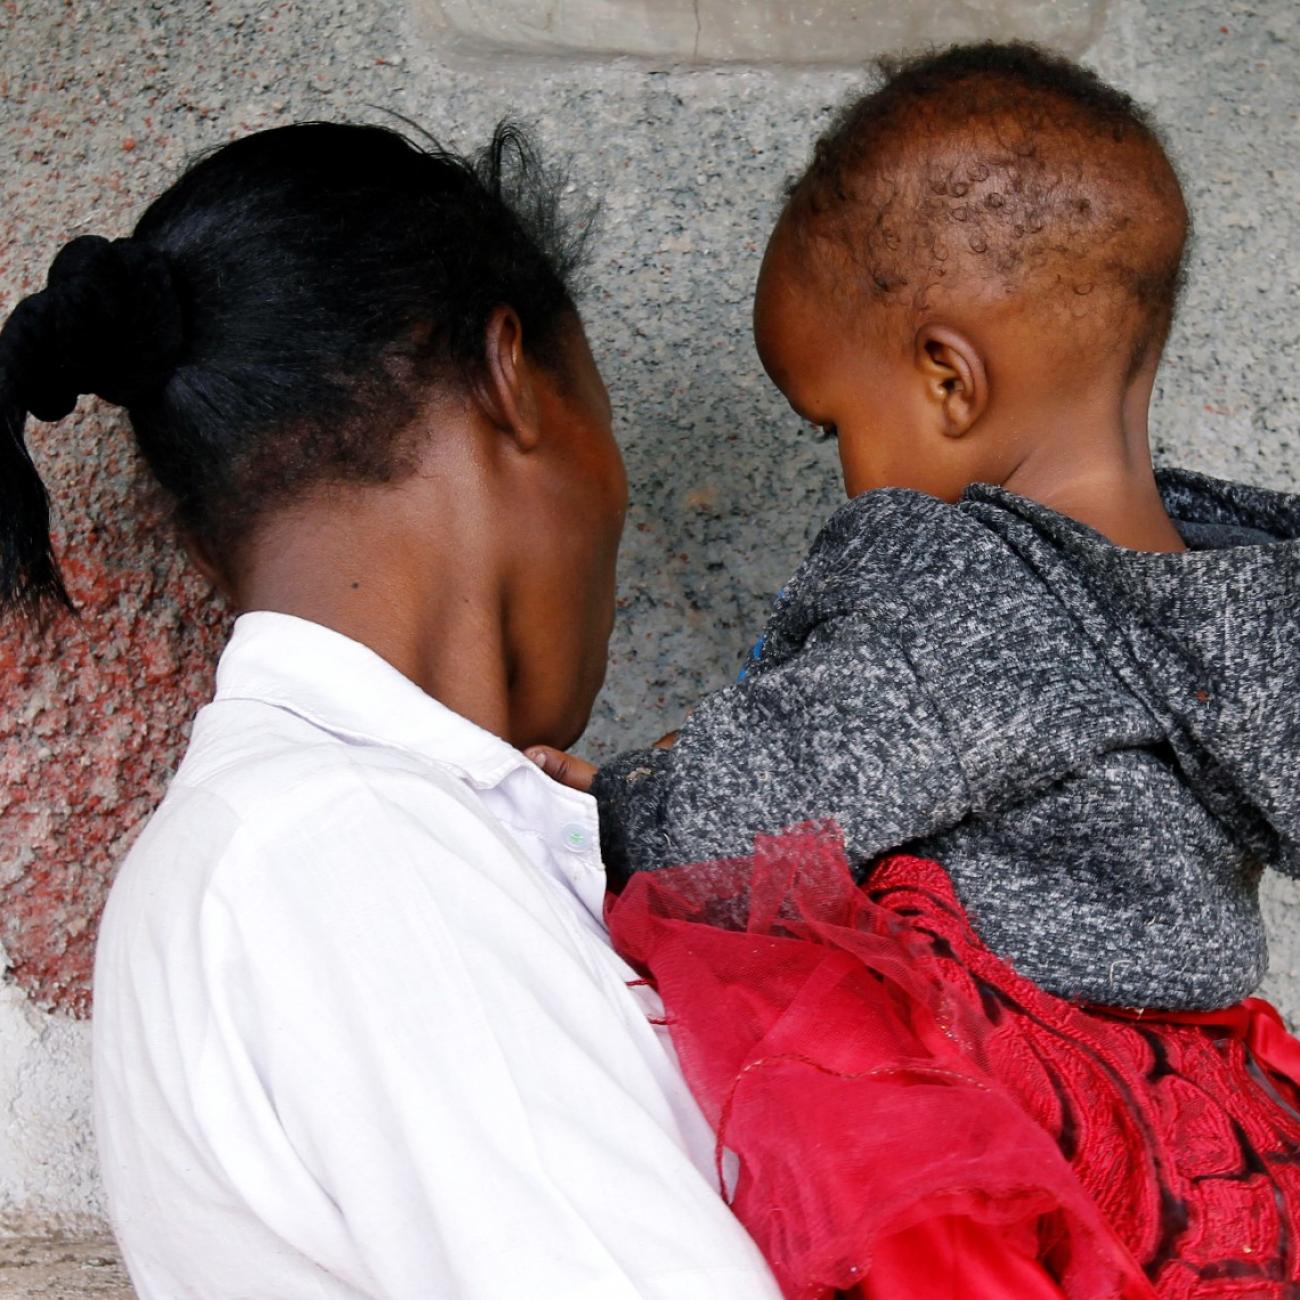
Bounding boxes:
[786,41,1190,371]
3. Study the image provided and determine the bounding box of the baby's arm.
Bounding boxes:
[537,612,971,880]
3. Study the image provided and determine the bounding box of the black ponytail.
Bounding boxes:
[0,384,65,613]
[0,235,184,612]
[0,120,591,616]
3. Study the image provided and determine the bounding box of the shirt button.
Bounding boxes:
[561,823,590,853]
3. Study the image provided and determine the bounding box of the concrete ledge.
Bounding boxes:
[412,0,1109,66]
[0,1236,132,1299]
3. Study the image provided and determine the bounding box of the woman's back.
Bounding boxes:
[94,613,777,1298]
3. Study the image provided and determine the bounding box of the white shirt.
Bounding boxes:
[93,612,779,1300]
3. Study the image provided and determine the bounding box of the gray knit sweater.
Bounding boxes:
[594,469,1300,1010]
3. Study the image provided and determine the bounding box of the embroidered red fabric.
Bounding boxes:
[606,825,1300,1299]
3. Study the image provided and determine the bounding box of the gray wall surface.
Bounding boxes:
[0,0,1297,1231]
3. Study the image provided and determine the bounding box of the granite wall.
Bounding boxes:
[1,0,1296,1229]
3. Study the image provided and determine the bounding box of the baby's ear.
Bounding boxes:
[915,325,987,438]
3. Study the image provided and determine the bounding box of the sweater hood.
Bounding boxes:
[965,469,1300,875]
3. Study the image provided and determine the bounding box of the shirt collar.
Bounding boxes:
[216,611,539,781]
[214,613,609,919]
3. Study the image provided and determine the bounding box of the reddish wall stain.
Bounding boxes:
[0,406,230,1017]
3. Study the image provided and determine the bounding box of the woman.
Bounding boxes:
[0,122,781,1300]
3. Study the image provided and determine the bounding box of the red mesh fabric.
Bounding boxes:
[606,825,1300,1299]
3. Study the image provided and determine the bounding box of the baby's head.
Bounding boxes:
[755,42,1189,502]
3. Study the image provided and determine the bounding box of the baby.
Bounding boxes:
[534,41,1300,1014]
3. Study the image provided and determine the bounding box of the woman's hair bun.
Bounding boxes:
[4,234,184,423]
[0,119,587,616]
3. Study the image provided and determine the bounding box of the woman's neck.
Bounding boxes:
[232,480,514,738]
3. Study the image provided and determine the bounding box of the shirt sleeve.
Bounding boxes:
[594,612,971,879]
[197,767,781,1300]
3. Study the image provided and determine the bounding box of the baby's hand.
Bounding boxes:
[527,729,681,793]
[526,747,597,792]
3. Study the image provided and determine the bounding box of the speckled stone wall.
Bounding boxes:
[0,0,1297,1221]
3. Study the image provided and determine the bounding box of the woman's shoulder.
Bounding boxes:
[107,701,523,944]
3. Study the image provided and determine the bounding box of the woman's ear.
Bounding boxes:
[479,305,541,452]
[181,531,236,603]
[915,325,988,437]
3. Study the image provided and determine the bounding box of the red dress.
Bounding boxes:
[606,825,1300,1299]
